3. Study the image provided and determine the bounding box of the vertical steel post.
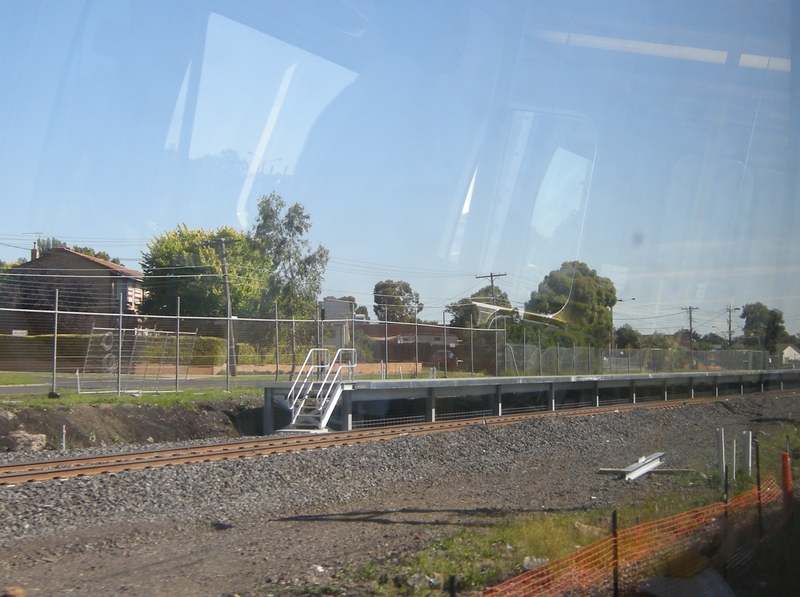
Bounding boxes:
[538,330,542,376]
[470,314,474,376]
[225,302,231,392]
[274,302,279,382]
[175,296,180,392]
[414,306,419,378]
[443,311,448,378]
[51,289,58,395]
[117,293,123,396]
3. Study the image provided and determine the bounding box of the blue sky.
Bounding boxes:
[1,0,798,336]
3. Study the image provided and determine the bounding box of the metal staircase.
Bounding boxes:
[286,348,357,430]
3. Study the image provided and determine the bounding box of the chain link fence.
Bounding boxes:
[0,305,786,393]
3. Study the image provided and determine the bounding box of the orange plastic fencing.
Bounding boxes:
[481,473,787,597]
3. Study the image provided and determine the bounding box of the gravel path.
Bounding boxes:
[1,394,797,596]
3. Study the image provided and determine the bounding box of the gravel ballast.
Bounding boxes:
[1,394,798,596]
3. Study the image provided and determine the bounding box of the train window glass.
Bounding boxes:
[0,0,797,332]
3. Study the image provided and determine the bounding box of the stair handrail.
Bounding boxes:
[286,348,330,414]
[315,349,357,428]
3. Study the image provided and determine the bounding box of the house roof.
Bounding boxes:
[15,247,143,279]
[777,343,800,354]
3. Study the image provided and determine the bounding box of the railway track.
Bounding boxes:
[0,391,792,485]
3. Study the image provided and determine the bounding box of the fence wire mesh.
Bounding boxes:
[0,306,787,393]
[481,475,788,597]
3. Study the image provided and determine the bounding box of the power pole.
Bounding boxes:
[682,306,699,367]
[476,272,507,305]
[477,272,506,376]
[727,304,740,347]
[206,238,239,383]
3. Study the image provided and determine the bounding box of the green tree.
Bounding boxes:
[373,280,422,322]
[140,224,269,317]
[38,237,122,264]
[740,302,788,352]
[765,308,788,354]
[251,192,329,320]
[72,246,122,265]
[615,324,643,349]
[698,331,726,349]
[447,285,511,327]
[525,261,616,347]
[644,332,676,349]
[37,237,68,252]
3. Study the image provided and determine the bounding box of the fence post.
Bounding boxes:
[117,293,123,396]
[469,315,474,376]
[612,509,619,597]
[274,302,279,382]
[50,289,58,397]
[175,296,180,392]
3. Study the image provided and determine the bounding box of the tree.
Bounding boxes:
[72,246,122,265]
[644,332,676,349]
[698,332,726,348]
[447,285,511,327]
[525,261,616,347]
[251,192,329,320]
[373,280,422,322]
[38,237,121,264]
[615,324,642,349]
[765,308,787,354]
[740,302,788,352]
[140,224,269,317]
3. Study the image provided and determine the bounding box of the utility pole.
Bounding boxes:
[476,272,507,306]
[727,304,740,347]
[682,306,699,368]
[477,272,506,377]
[206,238,238,383]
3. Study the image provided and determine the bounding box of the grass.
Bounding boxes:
[0,371,51,385]
[358,483,729,597]
[358,447,797,597]
[0,385,263,409]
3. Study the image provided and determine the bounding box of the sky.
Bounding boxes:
[1,0,798,336]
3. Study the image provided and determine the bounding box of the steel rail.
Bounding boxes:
[1,390,794,485]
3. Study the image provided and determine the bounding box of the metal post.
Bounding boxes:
[538,330,542,376]
[414,307,419,378]
[443,311,448,378]
[556,343,560,375]
[274,302,279,382]
[743,431,752,476]
[175,296,180,392]
[470,314,474,376]
[717,428,726,479]
[523,327,526,375]
[225,303,231,392]
[51,289,58,396]
[117,293,123,396]
[384,317,388,377]
[494,312,499,376]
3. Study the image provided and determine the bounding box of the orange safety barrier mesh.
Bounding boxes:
[481,475,787,597]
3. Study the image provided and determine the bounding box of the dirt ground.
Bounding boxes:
[0,400,262,451]
[2,396,800,597]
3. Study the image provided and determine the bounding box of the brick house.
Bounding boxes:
[0,247,144,334]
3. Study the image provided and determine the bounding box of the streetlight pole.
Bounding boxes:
[610,298,635,349]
